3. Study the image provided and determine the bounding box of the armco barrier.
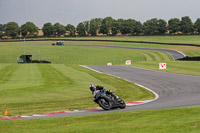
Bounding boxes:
[177,56,200,61]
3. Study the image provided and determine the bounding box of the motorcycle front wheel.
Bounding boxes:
[119,99,126,109]
[98,98,112,110]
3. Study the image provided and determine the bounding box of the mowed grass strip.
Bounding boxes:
[0,64,154,117]
[0,45,173,64]
[0,64,19,84]
[0,106,200,133]
[1,40,199,58]
[184,50,200,57]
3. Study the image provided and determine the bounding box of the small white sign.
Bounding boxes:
[107,63,112,66]
[125,60,131,65]
[159,63,167,69]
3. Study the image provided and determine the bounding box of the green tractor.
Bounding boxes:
[52,41,64,46]
[17,54,51,64]
[17,54,32,63]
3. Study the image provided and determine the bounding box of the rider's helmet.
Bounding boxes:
[89,84,96,91]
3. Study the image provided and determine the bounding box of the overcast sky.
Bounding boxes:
[0,0,200,28]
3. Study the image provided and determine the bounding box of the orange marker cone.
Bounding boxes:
[5,109,8,115]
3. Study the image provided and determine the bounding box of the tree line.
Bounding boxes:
[1,16,200,38]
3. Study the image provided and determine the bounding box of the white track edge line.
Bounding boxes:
[80,65,159,105]
[80,65,103,73]
[21,116,33,118]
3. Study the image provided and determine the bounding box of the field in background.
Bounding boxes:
[4,35,200,45]
[1,36,200,57]
[65,35,200,45]
[0,45,173,64]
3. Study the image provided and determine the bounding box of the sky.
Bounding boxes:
[0,0,200,28]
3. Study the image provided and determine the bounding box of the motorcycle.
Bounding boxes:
[93,90,126,110]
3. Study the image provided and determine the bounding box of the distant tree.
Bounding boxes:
[0,24,5,32]
[181,16,194,34]
[53,23,66,36]
[100,17,114,35]
[119,19,136,35]
[194,18,200,33]
[127,19,137,34]
[118,19,128,34]
[5,22,19,38]
[0,24,6,38]
[168,18,181,34]
[76,22,86,36]
[21,24,28,37]
[100,20,106,34]
[143,18,159,35]
[42,22,53,37]
[89,18,102,36]
[133,21,143,34]
[116,19,124,34]
[0,32,4,38]
[111,20,120,36]
[83,21,90,36]
[117,19,124,26]
[157,19,167,34]
[65,24,76,36]
[21,24,27,37]
[21,22,38,37]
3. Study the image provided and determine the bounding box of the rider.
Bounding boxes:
[89,83,119,100]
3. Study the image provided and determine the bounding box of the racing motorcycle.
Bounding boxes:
[93,90,126,110]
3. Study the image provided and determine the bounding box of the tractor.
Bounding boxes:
[17,54,51,63]
[52,41,64,46]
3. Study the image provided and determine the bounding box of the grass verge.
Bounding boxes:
[0,106,200,133]
[0,64,154,117]
[0,45,173,64]
[131,61,200,76]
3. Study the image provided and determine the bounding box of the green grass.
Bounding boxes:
[0,45,173,64]
[132,61,200,76]
[73,35,200,45]
[0,106,200,133]
[0,64,154,117]
[1,39,200,57]
[3,35,200,45]
[0,39,200,132]
[0,44,181,118]
[0,43,199,118]
[67,35,200,45]
[184,50,200,57]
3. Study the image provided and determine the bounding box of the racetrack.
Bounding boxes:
[0,43,185,60]
[22,65,200,119]
[65,44,185,60]
[1,44,198,120]
[85,65,200,110]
